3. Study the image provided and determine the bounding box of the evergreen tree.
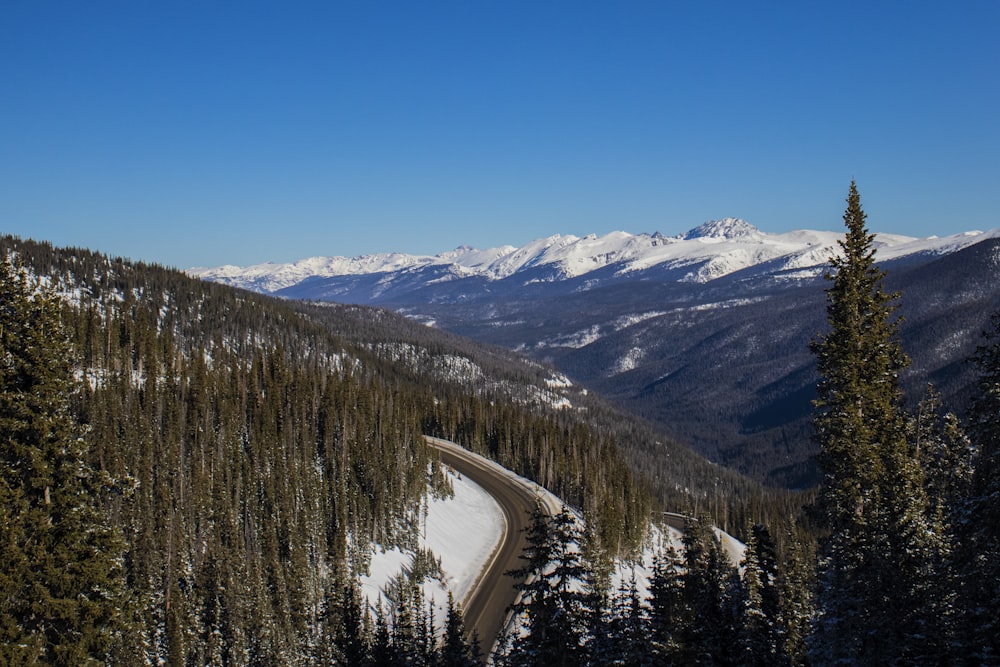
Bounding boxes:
[956,311,1000,663]
[647,541,684,662]
[678,515,740,666]
[440,592,480,667]
[600,573,655,667]
[910,386,972,659]
[333,581,372,666]
[775,524,814,667]
[809,182,938,665]
[0,260,127,664]
[913,386,973,515]
[504,506,587,666]
[736,524,782,667]
[372,601,395,666]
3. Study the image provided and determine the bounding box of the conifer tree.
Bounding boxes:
[0,260,127,664]
[775,524,814,667]
[602,574,655,667]
[736,524,781,667]
[909,386,972,658]
[440,592,480,667]
[809,182,938,664]
[372,601,395,666]
[678,515,740,666]
[505,506,587,666]
[333,581,372,666]
[647,541,684,661]
[956,311,1000,662]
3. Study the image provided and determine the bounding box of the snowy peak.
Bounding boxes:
[683,218,762,241]
[191,224,998,298]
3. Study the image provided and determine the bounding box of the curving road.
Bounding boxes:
[425,437,559,661]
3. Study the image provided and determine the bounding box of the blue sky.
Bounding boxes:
[2,1,998,268]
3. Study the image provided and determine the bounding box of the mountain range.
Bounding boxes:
[194,219,991,298]
[193,220,1000,486]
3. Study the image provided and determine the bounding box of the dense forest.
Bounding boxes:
[2,238,651,664]
[292,301,808,539]
[0,233,716,663]
[3,179,996,665]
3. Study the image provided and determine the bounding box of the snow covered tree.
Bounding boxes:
[0,260,127,664]
[332,580,372,666]
[371,601,394,666]
[775,524,814,667]
[809,182,940,665]
[586,571,655,667]
[908,386,973,657]
[736,524,782,667]
[504,505,588,666]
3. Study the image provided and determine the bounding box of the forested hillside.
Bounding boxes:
[2,238,443,663]
[0,233,762,663]
[288,301,804,534]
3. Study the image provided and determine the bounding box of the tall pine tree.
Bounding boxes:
[809,182,938,665]
[0,260,127,664]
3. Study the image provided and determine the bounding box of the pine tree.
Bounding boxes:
[0,260,127,664]
[504,506,587,667]
[910,386,972,658]
[809,182,939,665]
[440,592,480,667]
[678,515,740,666]
[736,524,782,667]
[647,541,684,662]
[956,311,1000,663]
[333,581,372,666]
[600,573,655,667]
[775,524,814,667]
[372,600,395,666]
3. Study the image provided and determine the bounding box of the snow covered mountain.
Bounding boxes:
[191,220,995,300]
[192,221,1000,486]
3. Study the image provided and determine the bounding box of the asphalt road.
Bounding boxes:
[425,437,559,662]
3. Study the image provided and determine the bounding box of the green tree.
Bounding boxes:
[736,524,782,667]
[440,592,480,667]
[809,182,939,665]
[956,311,1000,662]
[775,523,814,667]
[0,261,127,665]
[677,515,740,666]
[647,541,684,662]
[504,506,588,667]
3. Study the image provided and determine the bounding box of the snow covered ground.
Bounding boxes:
[359,464,505,626]
[358,454,745,637]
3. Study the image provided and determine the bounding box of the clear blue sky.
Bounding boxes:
[2,1,998,268]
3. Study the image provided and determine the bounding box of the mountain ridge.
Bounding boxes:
[191,221,997,297]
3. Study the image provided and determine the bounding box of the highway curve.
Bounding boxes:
[425,437,559,661]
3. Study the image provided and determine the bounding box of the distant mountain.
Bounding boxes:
[192,221,992,300]
[193,222,1000,486]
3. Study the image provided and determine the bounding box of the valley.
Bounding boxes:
[196,222,1000,486]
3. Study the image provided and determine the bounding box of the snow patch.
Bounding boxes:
[611,347,645,375]
[360,464,505,630]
